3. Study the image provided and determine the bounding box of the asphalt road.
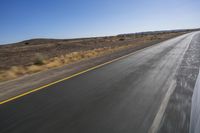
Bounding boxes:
[0,32,200,133]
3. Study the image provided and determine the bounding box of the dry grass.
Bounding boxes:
[0,31,191,82]
[0,45,132,82]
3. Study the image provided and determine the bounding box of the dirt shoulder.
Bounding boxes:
[0,31,194,102]
[0,31,192,82]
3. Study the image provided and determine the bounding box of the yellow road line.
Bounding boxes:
[0,50,137,105]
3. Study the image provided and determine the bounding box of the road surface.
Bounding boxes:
[0,32,200,133]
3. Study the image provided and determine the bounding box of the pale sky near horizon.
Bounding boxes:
[0,0,200,44]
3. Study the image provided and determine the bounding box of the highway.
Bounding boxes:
[0,32,200,133]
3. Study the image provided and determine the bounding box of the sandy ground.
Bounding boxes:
[0,34,185,102]
[0,32,189,82]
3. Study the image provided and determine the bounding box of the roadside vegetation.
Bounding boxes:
[0,30,196,82]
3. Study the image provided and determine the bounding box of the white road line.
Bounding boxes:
[148,32,196,133]
[148,80,176,133]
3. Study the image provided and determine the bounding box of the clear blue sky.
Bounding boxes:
[0,0,199,44]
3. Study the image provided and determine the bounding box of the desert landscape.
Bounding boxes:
[1,1,200,132]
[0,29,198,82]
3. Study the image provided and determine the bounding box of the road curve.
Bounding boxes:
[0,32,199,133]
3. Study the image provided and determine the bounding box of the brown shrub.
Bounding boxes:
[34,53,46,65]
